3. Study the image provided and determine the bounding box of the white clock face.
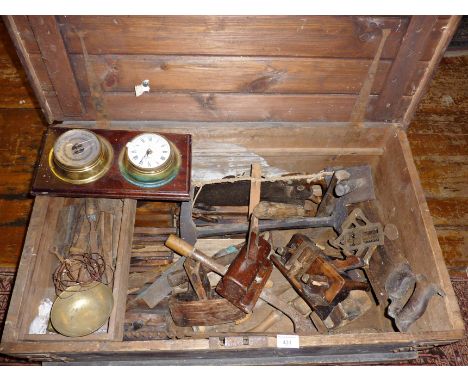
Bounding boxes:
[126,133,172,169]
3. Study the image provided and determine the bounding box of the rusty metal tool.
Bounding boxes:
[136,194,195,309]
[165,234,315,334]
[195,165,375,237]
[193,176,328,207]
[135,257,185,309]
[358,201,445,332]
[385,264,445,332]
[392,275,445,332]
[384,263,416,312]
[330,208,385,267]
[271,233,370,329]
[331,208,384,252]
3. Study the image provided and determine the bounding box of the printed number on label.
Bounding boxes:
[276,334,300,349]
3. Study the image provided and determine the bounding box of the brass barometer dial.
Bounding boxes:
[49,129,113,184]
[119,133,181,187]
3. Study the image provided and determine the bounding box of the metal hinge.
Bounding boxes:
[209,335,269,349]
[394,344,436,353]
[20,353,72,363]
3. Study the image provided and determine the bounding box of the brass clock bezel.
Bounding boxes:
[119,133,181,188]
[49,132,114,185]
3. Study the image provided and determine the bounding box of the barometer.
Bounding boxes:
[49,129,113,184]
[119,133,181,187]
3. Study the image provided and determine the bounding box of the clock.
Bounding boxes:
[49,129,113,184]
[119,133,181,187]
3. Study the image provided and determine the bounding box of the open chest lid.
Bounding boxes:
[4,15,461,128]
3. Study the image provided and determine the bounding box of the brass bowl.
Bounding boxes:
[50,282,114,337]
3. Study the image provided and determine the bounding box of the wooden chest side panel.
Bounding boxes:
[17,197,65,338]
[374,131,464,333]
[57,16,412,59]
[2,16,62,123]
[1,196,50,342]
[27,16,84,117]
[69,55,426,96]
[371,16,439,122]
[4,16,457,124]
[78,93,411,122]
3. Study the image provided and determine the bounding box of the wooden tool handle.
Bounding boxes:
[166,234,226,275]
[248,163,262,218]
[166,234,195,257]
[254,201,306,219]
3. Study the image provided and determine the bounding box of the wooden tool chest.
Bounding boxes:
[0,15,464,365]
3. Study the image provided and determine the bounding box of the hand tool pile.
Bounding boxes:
[124,164,445,339]
[51,198,116,294]
[44,198,118,337]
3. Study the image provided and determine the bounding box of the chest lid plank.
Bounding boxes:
[3,15,461,128]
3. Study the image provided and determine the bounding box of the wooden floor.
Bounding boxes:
[0,20,466,276]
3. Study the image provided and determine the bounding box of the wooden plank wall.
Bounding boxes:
[407,55,468,277]
[3,15,453,123]
[0,18,38,109]
[0,19,47,267]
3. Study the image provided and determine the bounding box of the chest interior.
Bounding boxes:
[0,15,463,363]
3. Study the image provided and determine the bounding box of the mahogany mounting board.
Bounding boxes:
[32,127,191,201]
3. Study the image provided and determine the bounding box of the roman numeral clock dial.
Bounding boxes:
[119,133,181,187]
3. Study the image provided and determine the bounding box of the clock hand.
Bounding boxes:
[139,148,153,165]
